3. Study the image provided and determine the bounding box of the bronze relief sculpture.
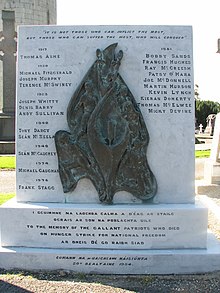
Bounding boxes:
[55,43,157,204]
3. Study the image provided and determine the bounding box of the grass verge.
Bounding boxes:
[0,193,15,205]
[195,150,211,158]
[0,156,15,169]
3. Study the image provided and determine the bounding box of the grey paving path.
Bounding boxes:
[0,171,15,193]
[195,143,212,151]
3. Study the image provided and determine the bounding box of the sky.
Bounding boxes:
[57,0,220,102]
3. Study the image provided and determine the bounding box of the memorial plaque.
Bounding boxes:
[16,25,194,204]
[1,201,207,250]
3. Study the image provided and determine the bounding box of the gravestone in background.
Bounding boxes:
[0,25,220,274]
[204,113,220,184]
[204,114,216,136]
[196,113,220,198]
[0,10,16,141]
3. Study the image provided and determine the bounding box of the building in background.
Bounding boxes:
[0,0,57,141]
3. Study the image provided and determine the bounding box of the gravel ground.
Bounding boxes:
[1,171,220,292]
[1,270,220,293]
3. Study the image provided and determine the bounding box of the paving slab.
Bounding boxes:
[0,171,15,193]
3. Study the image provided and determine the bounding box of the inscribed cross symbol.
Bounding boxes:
[0,11,17,114]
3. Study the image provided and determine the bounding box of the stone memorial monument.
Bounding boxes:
[0,25,220,274]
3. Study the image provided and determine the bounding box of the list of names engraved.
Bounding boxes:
[16,25,194,203]
[140,52,192,114]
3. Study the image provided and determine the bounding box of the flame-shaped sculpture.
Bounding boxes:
[55,43,157,204]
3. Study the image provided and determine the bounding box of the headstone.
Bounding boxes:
[204,114,216,136]
[0,10,16,141]
[199,123,203,133]
[1,25,220,274]
[0,10,17,114]
[204,113,220,184]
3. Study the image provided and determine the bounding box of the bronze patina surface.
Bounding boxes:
[55,43,157,204]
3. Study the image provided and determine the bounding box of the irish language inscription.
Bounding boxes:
[1,205,206,250]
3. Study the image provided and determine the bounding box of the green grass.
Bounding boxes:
[195,150,211,158]
[0,193,15,205]
[0,156,15,169]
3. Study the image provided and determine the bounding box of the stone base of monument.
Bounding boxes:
[196,159,220,197]
[0,114,15,141]
[0,141,15,154]
[1,234,220,274]
[204,160,220,185]
[1,198,220,274]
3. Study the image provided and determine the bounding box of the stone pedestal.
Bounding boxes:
[1,235,220,274]
[1,198,219,274]
[0,199,208,250]
[0,141,15,154]
[204,160,220,185]
[0,114,15,141]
